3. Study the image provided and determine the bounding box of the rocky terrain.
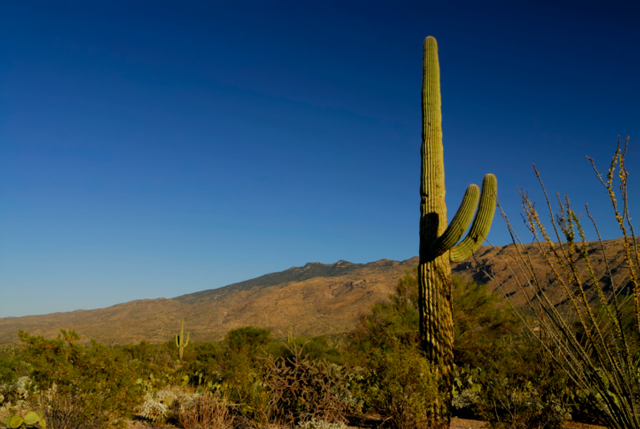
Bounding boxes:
[0,238,635,345]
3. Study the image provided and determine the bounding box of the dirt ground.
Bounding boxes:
[128,417,607,429]
[450,417,605,429]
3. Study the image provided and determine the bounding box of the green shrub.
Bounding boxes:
[366,345,439,429]
[476,375,571,429]
[350,269,522,368]
[224,326,272,359]
[18,330,144,428]
[452,277,522,372]
[0,349,29,386]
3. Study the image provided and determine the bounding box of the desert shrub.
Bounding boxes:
[269,336,347,366]
[475,375,571,429]
[182,342,226,386]
[225,326,272,361]
[0,376,35,420]
[451,339,577,425]
[178,391,233,429]
[18,330,144,428]
[349,269,522,367]
[365,345,439,429]
[297,417,347,429]
[495,139,640,428]
[349,270,421,355]
[39,387,110,429]
[138,385,193,425]
[265,342,352,424]
[119,340,180,389]
[0,349,29,386]
[217,351,271,420]
[452,278,522,372]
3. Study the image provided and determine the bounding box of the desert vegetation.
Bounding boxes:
[0,264,623,429]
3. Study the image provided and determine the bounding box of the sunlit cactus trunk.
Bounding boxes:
[418,36,497,426]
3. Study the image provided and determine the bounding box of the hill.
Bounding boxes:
[0,238,634,345]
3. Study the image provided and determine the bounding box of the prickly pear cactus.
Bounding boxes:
[418,36,497,426]
[2,409,46,429]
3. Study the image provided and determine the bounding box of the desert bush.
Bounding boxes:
[474,374,571,429]
[494,138,640,428]
[0,376,34,419]
[137,385,194,425]
[182,342,226,387]
[349,269,522,369]
[452,278,522,373]
[39,387,110,429]
[225,327,272,361]
[18,330,144,428]
[296,417,346,429]
[178,391,233,429]
[365,345,439,429]
[265,342,352,424]
[119,340,180,389]
[0,349,29,386]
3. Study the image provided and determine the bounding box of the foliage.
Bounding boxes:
[0,349,29,386]
[0,376,34,419]
[477,375,571,429]
[39,388,111,429]
[138,385,193,425]
[177,391,233,429]
[297,417,347,429]
[18,330,144,429]
[365,345,439,429]
[496,138,640,429]
[224,326,272,357]
[350,268,522,371]
[265,342,352,424]
[452,278,522,372]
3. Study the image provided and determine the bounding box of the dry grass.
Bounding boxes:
[177,391,233,429]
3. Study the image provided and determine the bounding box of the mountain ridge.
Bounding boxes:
[1,238,634,346]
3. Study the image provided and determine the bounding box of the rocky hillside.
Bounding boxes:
[0,238,634,346]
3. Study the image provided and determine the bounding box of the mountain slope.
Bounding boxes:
[1,238,634,346]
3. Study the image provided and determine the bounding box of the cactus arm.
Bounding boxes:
[184,332,189,347]
[428,183,479,259]
[449,173,498,263]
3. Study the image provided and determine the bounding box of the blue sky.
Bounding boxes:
[1,0,638,318]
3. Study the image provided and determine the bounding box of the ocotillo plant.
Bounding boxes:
[419,36,497,425]
[175,319,190,360]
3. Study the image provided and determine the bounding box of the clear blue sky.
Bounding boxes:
[1,0,638,318]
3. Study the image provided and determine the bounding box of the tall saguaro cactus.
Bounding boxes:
[419,36,497,425]
[175,319,190,360]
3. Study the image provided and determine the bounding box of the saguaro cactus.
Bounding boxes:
[419,36,497,425]
[175,319,190,360]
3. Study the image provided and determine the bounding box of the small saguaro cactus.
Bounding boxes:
[418,36,497,426]
[175,319,190,360]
